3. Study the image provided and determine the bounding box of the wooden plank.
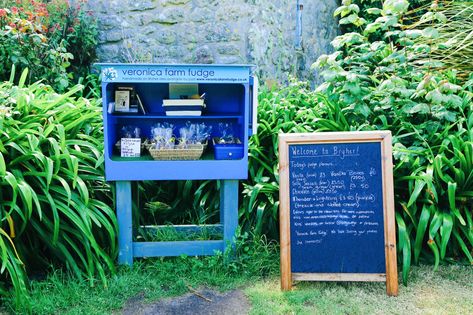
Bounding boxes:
[116,181,133,266]
[221,180,239,252]
[138,224,223,235]
[279,131,388,143]
[293,273,386,282]
[278,136,292,291]
[133,240,224,257]
[105,159,248,181]
[382,133,399,296]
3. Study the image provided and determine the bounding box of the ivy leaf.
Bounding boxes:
[385,30,401,38]
[353,17,366,27]
[344,81,362,95]
[423,121,441,134]
[348,4,360,14]
[354,103,371,117]
[370,41,387,51]
[420,12,434,23]
[445,94,463,108]
[434,12,447,23]
[339,13,358,25]
[313,54,329,68]
[422,27,440,39]
[375,15,398,29]
[331,33,365,49]
[383,0,410,15]
[367,8,382,15]
[404,30,423,39]
[404,103,430,114]
[439,82,461,93]
[413,44,431,53]
[397,38,414,46]
[432,108,457,122]
[334,6,350,17]
[365,22,381,34]
[426,89,444,104]
[419,60,444,68]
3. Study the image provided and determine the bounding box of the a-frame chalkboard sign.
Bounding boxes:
[278,131,398,296]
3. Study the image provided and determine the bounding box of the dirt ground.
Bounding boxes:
[121,288,250,315]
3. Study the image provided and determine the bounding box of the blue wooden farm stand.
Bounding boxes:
[97,64,257,265]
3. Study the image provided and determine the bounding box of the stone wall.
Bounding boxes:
[88,0,339,83]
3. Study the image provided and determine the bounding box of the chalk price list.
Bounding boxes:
[289,144,381,247]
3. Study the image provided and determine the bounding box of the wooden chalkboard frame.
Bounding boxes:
[279,131,398,296]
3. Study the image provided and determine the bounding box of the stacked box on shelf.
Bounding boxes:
[162,98,205,116]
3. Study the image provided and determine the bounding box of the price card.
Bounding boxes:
[120,138,141,157]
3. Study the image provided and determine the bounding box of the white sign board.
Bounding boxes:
[120,138,141,157]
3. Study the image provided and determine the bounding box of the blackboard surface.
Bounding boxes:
[288,142,385,273]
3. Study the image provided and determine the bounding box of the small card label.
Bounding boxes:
[115,90,130,112]
[120,138,141,157]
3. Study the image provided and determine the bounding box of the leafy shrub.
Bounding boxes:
[0,68,116,311]
[221,0,473,285]
[133,179,220,229]
[242,80,324,238]
[44,0,98,80]
[314,0,473,283]
[404,1,473,81]
[0,0,97,92]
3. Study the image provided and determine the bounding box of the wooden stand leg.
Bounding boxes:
[116,181,133,266]
[220,180,238,253]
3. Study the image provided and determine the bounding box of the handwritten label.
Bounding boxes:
[120,138,141,157]
[289,142,385,273]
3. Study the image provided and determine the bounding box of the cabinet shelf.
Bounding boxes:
[105,156,248,180]
[110,151,217,161]
[111,114,241,119]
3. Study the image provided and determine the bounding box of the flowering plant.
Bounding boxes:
[0,0,97,92]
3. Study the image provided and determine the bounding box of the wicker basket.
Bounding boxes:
[148,141,207,160]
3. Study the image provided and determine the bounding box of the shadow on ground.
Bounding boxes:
[122,289,250,315]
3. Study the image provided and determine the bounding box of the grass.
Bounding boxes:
[1,233,278,314]
[247,264,473,315]
[1,238,471,314]
[8,259,252,315]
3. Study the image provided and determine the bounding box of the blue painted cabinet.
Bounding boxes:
[96,64,256,265]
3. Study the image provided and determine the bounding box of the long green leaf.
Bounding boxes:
[407,179,427,208]
[453,229,473,264]
[18,68,28,88]
[75,177,90,207]
[0,152,5,177]
[396,212,411,285]
[8,64,16,83]
[427,239,440,271]
[440,213,453,259]
[429,210,443,239]
[448,182,466,225]
[414,205,430,264]
[17,180,33,219]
